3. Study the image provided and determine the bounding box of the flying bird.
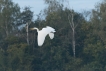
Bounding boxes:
[30,26,56,46]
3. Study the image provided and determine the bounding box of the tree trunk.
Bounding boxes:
[26,23,29,45]
[72,29,75,57]
[68,13,76,57]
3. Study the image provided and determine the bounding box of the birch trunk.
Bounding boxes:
[72,29,75,57]
[68,13,76,57]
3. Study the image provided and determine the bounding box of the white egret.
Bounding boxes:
[30,26,56,46]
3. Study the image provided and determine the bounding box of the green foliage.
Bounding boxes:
[0,0,21,37]
[20,7,33,24]
[0,0,106,71]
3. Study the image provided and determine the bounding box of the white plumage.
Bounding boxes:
[30,26,56,46]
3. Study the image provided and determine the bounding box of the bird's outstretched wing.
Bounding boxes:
[46,26,55,39]
[32,26,56,46]
[46,26,56,32]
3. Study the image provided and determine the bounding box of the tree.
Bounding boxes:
[68,11,76,57]
[20,7,33,45]
[0,0,20,37]
[68,9,84,57]
[81,0,106,70]
[44,0,65,15]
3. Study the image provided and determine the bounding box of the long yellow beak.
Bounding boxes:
[30,28,35,30]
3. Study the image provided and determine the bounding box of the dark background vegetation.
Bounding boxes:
[0,0,106,71]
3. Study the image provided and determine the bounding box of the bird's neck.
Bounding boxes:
[36,28,39,32]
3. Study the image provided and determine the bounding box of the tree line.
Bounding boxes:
[0,0,106,71]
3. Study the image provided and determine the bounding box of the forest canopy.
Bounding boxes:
[0,0,106,71]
